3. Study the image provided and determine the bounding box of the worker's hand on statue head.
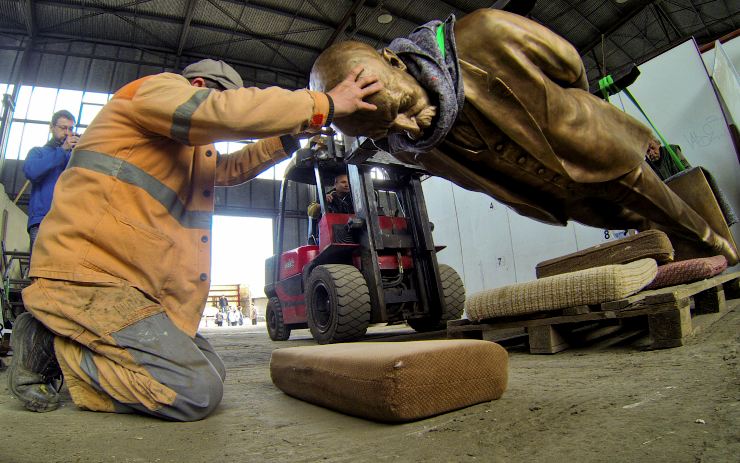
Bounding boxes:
[326,65,383,118]
[62,134,80,151]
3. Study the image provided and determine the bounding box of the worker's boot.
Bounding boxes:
[7,312,62,412]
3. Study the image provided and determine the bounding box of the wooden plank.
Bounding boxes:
[644,272,739,304]
[693,286,726,314]
[446,327,483,339]
[647,299,692,349]
[562,305,593,315]
[723,277,740,300]
[447,273,738,347]
[528,325,569,354]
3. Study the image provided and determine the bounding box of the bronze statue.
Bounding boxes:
[310,9,738,265]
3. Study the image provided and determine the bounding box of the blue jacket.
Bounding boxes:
[23,140,71,229]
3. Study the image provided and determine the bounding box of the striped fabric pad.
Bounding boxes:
[535,230,673,278]
[466,258,658,321]
[270,340,508,422]
[645,255,727,290]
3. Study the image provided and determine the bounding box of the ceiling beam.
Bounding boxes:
[38,0,152,33]
[685,0,713,38]
[653,1,681,39]
[203,0,300,73]
[2,29,308,81]
[22,0,36,37]
[324,0,365,49]
[177,0,199,56]
[578,0,657,56]
[36,0,323,54]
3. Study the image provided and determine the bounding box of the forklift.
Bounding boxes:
[264,135,465,344]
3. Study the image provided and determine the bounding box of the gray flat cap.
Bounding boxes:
[182,59,243,90]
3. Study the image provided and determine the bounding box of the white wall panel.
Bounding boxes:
[508,210,577,282]
[422,177,464,274]
[452,185,516,294]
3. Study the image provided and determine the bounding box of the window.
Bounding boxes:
[54,89,83,118]
[6,122,50,160]
[1,85,113,161]
[26,87,58,122]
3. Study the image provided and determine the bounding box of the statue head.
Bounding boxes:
[310,41,436,140]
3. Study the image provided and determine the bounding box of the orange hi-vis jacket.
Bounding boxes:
[29,72,331,337]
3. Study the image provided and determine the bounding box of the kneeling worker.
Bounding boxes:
[9,59,381,420]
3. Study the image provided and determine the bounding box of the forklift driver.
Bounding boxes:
[326,174,354,214]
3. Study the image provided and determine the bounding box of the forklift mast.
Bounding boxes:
[345,148,447,325]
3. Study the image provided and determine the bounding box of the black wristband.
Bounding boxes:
[280,134,301,155]
[324,94,334,127]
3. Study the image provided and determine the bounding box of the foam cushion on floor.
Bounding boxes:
[270,340,508,422]
[535,230,673,278]
[466,258,658,321]
[645,255,727,290]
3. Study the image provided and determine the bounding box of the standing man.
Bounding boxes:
[23,110,79,251]
[325,173,354,213]
[645,139,690,181]
[9,59,381,420]
[249,305,257,326]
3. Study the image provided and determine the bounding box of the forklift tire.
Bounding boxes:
[306,264,371,344]
[407,264,466,332]
[266,297,291,341]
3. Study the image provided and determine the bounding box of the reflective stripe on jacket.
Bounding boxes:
[30,72,330,336]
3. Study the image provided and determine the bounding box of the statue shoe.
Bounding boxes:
[7,312,62,412]
[711,235,738,267]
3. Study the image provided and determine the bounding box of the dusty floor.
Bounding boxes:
[1,302,738,463]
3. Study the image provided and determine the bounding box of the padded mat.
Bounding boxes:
[536,230,673,278]
[270,340,508,422]
[466,258,658,321]
[645,255,727,290]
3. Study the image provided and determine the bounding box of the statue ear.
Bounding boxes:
[381,48,406,71]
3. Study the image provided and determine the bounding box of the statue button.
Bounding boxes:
[205,150,213,157]
[516,156,526,164]
[199,273,208,281]
[201,235,208,243]
[203,190,211,197]
[537,168,545,175]
[495,144,504,152]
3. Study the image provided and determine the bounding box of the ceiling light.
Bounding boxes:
[377,11,393,24]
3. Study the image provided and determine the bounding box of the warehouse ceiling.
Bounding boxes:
[1,0,738,91]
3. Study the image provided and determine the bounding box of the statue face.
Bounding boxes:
[311,42,436,140]
[646,139,661,161]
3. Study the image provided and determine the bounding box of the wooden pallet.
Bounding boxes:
[447,271,740,354]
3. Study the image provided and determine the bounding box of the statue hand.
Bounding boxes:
[327,65,382,118]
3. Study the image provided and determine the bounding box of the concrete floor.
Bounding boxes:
[1,302,738,463]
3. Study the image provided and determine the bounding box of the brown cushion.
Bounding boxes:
[466,258,658,321]
[270,340,508,422]
[536,230,673,278]
[645,255,727,290]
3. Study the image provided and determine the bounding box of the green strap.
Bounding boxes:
[436,24,446,59]
[599,75,685,171]
[598,75,613,102]
[622,88,684,171]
